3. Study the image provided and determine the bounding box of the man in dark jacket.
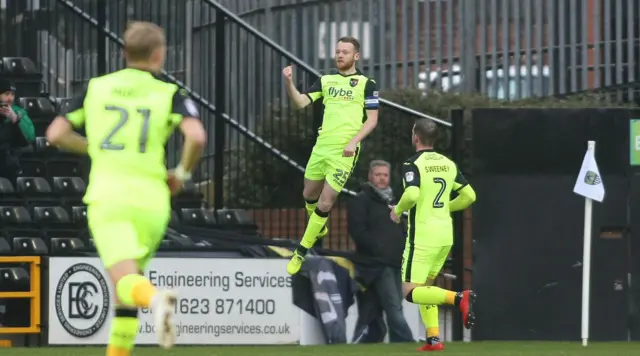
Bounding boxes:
[0,78,35,184]
[347,159,413,343]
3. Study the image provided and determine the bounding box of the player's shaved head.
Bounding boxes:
[413,119,438,147]
[123,21,166,62]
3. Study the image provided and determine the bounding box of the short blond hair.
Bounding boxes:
[123,21,166,62]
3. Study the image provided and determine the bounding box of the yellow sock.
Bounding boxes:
[305,199,328,235]
[411,286,457,306]
[116,274,158,308]
[299,209,329,249]
[106,307,139,356]
[304,199,318,216]
[420,305,439,339]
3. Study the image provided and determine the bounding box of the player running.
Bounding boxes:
[46,21,206,352]
[390,119,476,352]
[282,36,379,275]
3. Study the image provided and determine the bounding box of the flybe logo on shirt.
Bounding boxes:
[327,87,354,100]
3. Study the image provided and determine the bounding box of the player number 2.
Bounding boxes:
[432,177,446,208]
[102,105,151,153]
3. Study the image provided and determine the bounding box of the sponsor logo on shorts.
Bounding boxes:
[55,263,110,338]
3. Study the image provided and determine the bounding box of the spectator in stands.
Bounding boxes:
[347,159,413,343]
[0,78,34,184]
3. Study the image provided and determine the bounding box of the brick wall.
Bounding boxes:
[247,207,355,250]
[248,206,474,286]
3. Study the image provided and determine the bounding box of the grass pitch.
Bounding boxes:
[3,342,640,356]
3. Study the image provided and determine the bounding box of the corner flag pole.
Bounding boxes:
[580,140,595,347]
[581,191,593,346]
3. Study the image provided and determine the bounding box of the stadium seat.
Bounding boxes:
[47,160,82,177]
[0,238,10,254]
[31,118,51,136]
[18,97,56,118]
[215,209,254,225]
[71,206,87,225]
[0,178,19,205]
[0,267,29,291]
[170,210,180,225]
[0,57,38,76]
[180,208,216,226]
[0,206,32,225]
[54,98,73,113]
[13,237,48,255]
[16,177,52,195]
[35,136,56,153]
[172,191,205,209]
[0,177,14,194]
[19,159,45,177]
[52,177,86,196]
[33,206,70,225]
[51,237,85,253]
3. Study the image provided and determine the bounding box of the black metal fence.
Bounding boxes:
[0,0,448,250]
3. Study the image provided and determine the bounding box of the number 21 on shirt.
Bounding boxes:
[101,105,151,153]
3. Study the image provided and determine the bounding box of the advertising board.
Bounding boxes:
[48,257,299,345]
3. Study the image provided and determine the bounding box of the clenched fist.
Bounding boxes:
[282,65,294,83]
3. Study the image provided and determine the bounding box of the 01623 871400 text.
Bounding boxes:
[46,257,301,345]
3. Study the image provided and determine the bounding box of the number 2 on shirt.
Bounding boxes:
[432,177,446,208]
[101,105,151,153]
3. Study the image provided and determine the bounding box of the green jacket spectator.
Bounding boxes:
[1,104,35,145]
[0,78,35,184]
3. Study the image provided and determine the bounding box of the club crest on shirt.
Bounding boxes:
[405,172,414,182]
[349,78,359,87]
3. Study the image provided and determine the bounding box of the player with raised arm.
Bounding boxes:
[389,119,477,352]
[282,36,379,275]
[45,21,206,354]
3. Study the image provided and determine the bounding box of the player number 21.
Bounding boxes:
[432,177,446,208]
[101,105,151,153]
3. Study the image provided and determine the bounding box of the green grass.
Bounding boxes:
[3,343,640,356]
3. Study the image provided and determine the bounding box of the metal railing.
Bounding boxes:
[197,0,449,249]
[210,0,639,100]
[2,0,636,249]
[0,0,447,250]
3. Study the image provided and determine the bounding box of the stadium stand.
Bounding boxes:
[0,59,300,335]
[0,57,272,258]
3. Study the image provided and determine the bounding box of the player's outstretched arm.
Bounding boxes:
[176,117,206,174]
[450,184,476,212]
[46,92,88,155]
[282,65,314,109]
[166,90,206,194]
[46,116,88,155]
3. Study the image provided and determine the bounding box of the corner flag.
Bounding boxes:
[574,141,605,348]
[573,141,605,202]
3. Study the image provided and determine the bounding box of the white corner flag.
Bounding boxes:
[573,141,605,348]
[573,141,605,202]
